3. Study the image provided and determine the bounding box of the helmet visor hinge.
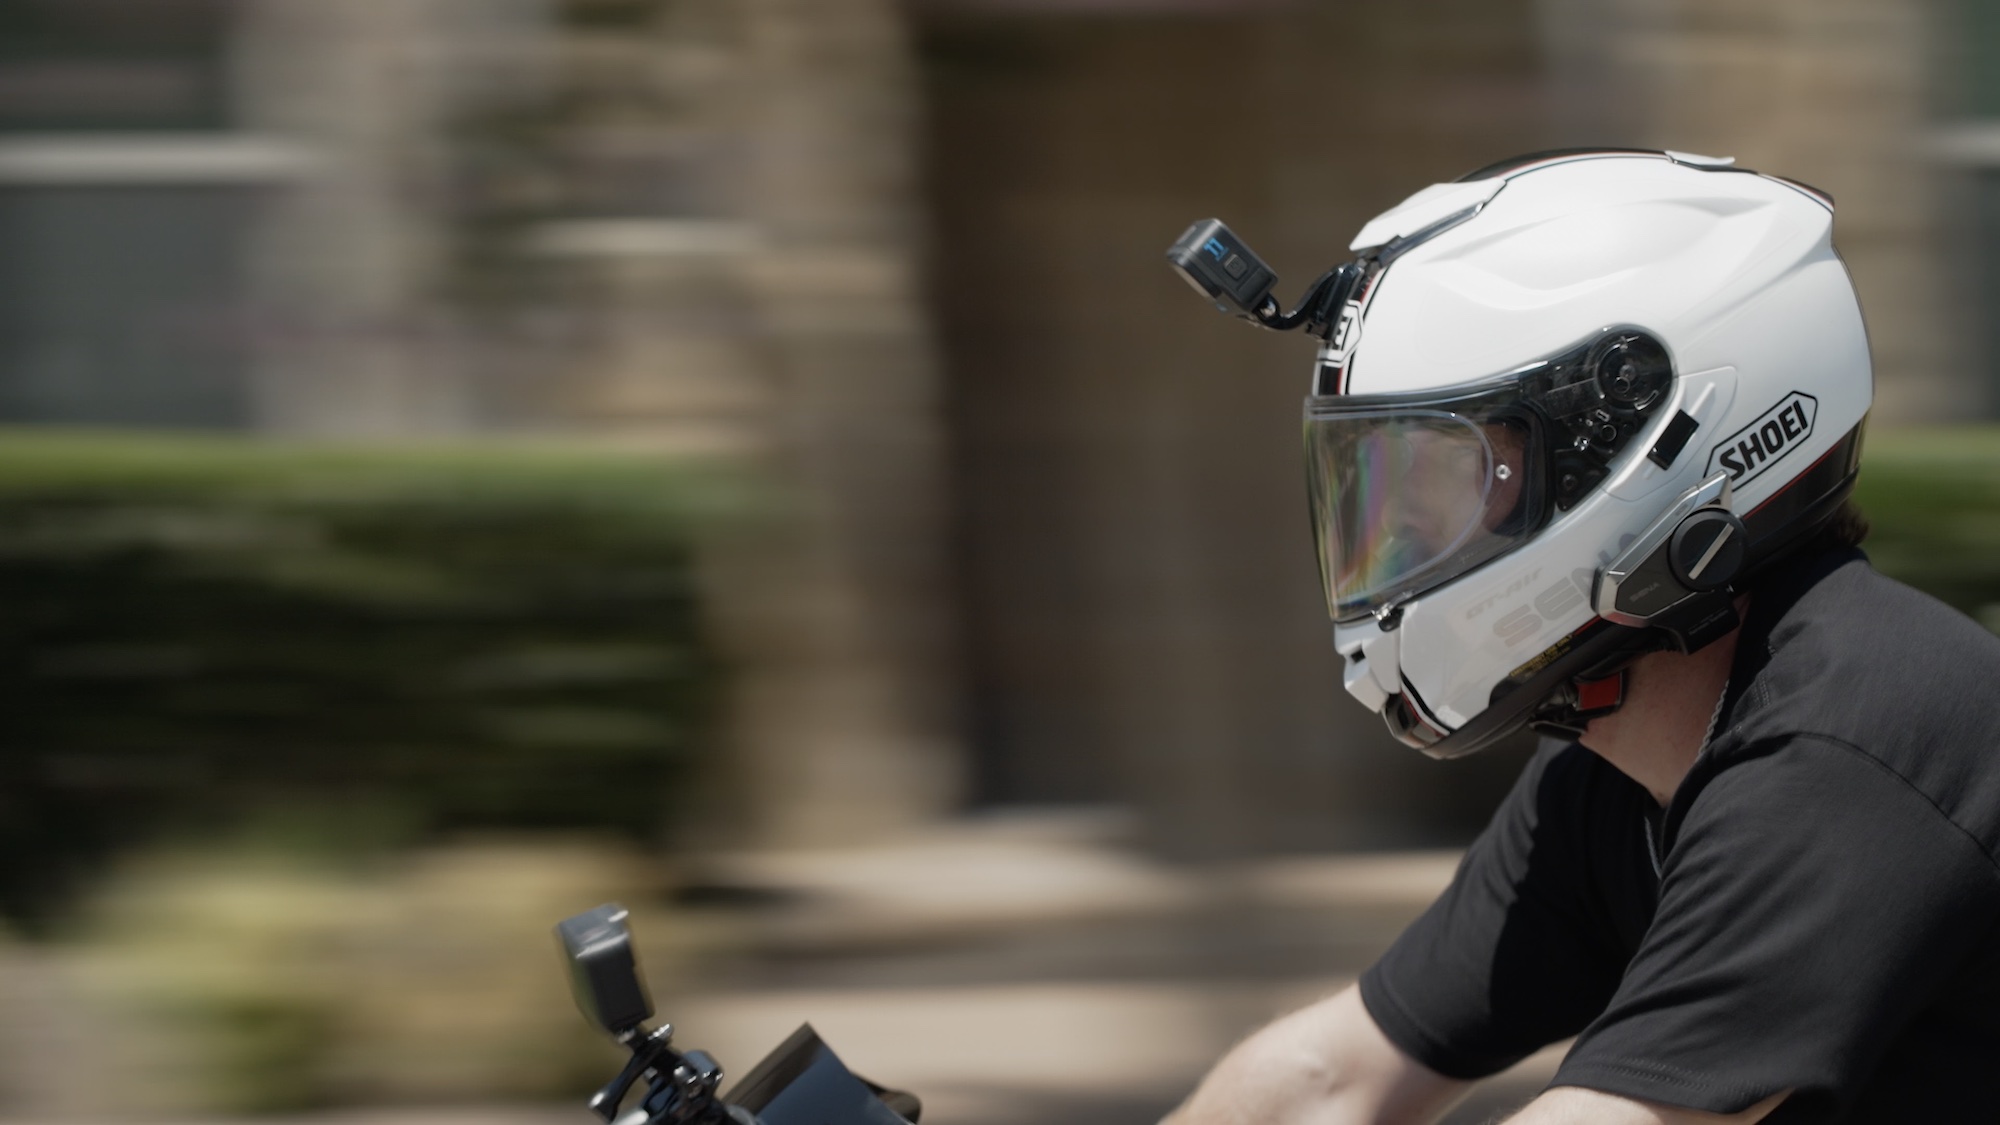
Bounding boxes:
[1373,592,1415,631]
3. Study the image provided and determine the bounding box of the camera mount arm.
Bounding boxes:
[1166,219,1361,340]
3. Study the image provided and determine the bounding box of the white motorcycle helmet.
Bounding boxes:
[1194,149,1871,758]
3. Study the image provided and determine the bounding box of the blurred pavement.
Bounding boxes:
[0,814,1557,1125]
[659,813,1558,1125]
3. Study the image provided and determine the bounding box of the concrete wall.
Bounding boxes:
[1537,0,1953,423]
[236,0,552,435]
[223,0,967,847]
[703,0,966,844]
[919,4,1556,858]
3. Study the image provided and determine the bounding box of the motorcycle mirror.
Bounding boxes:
[556,903,654,1038]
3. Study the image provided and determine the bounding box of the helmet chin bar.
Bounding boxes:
[1393,472,1750,759]
[1396,620,1664,759]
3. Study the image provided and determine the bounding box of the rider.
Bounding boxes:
[1166,150,2000,1124]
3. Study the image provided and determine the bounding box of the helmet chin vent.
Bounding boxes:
[1384,692,1446,751]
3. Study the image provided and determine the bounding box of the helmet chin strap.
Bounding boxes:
[1527,668,1629,740]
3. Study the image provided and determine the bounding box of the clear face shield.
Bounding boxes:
[1306,406,1539,624]
[1305,329,1672,625]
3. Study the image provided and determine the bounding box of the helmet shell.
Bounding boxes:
[1329,152,1870,750]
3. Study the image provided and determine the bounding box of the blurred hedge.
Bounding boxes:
[0,431,738,927]
[5,425,1995,932]
[1854,427,2000,626]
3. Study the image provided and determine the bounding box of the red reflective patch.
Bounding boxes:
[1575,673,1625,713]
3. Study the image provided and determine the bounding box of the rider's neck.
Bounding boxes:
[1579,606,1746,807]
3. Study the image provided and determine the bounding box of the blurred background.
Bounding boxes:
[3,0,2000,1123]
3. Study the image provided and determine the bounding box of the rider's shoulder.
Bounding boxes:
[1738,547,2000,698]
[1711,547,2000,838]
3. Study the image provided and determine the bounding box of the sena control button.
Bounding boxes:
[1669,508,1748,591]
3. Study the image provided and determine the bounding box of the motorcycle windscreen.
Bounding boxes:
[723,1024,919,1125]
[1304,408,1534,623]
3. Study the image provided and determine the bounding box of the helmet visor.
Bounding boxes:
[1306,407,1536,622]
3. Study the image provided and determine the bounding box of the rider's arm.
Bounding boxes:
[1504,1086,1786,1124]
[1163,984,1468,1125]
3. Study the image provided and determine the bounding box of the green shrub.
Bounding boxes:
[0,430,737,927]
[1854,427,2000,625]
[73,841,681,1115]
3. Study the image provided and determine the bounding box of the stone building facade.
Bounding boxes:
[0,0,1975,853]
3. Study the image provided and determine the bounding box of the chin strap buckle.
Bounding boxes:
[1573,670,1626,719]
[1526,668,1629,742]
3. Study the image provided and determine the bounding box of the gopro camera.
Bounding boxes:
[1167,219,1278,317]
[554,903,923,1125]
[557,903,654,1037]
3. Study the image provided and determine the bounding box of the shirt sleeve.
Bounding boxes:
[1360,740,1655,1079]
[1554,735,2000,1116]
